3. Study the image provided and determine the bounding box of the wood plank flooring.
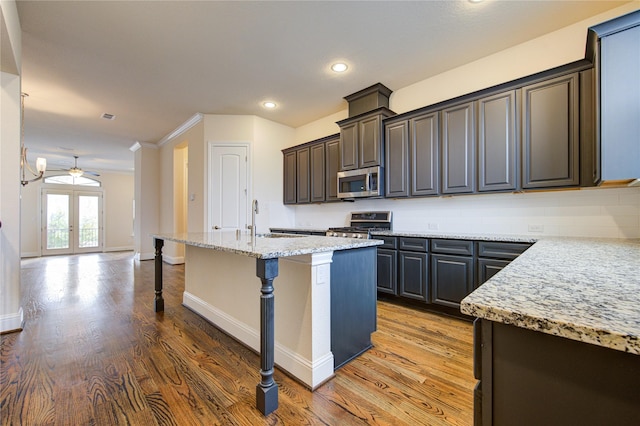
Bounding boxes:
[1,252,474,425]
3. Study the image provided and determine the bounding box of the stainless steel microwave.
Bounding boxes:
[337,166,383,199]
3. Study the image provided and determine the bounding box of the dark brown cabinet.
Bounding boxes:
[478,91,518,192]
[431,239,475,309]
[338,108,394,171]
[282,134,340,205]
[325,137,340,202]
[296,147,310,203]
[310,143,325,203]
[411,112,440,196]
[283,150,297,205]
[376,236,398,295]
[398,237,429,302]
[521,73,580,188]
[441,101,475,194]
[385,120,409,197]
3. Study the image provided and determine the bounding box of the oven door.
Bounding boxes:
[337,166,382,199]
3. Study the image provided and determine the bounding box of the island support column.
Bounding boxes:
[154,238,164,312]
[256,258,279,415]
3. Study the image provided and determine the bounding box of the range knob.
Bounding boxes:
[341,233,348,238]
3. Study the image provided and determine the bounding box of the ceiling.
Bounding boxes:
[15,0,629,174]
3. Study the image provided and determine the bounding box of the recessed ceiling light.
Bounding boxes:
[468,0,484,3]
[263,101,277,109]
[331,62,348,73]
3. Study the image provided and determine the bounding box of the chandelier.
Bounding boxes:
[20,93,47,186]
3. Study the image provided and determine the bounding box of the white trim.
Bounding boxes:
[163,255,184,265]
[20,252,40,258]
[135,251,155,261]
[0,308,24,334]
[158,113,204,146]
[183,291,334,389]
[129,141,159,152]
[103,246,134,253]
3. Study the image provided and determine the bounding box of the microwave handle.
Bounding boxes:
[365,173,371,191]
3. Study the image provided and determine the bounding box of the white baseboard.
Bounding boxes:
[20,252,40,258]
[163,255,185,265]
[0,308,24,334]
[135,251,155,261]
[103,246,134,252]
[183,291,333,389]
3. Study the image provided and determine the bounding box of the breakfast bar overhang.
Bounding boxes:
[152,232,382,416]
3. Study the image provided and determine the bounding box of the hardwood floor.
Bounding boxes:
[1,252,474,425]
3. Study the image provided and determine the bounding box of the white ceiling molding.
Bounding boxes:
[157,113,204,147]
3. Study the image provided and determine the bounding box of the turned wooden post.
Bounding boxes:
[154,238,164,312]
[255,257,279,415]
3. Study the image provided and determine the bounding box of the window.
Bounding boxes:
[44,175,101,187]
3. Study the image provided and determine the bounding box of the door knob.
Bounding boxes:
[213,225,221,230]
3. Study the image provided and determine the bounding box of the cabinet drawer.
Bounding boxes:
[398,237,429,252]
[477,241,531,260]
[375,236,397,249]
[431,239,474,256]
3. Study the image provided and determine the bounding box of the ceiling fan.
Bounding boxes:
[52,156,100,177]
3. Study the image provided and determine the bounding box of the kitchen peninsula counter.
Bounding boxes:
[152,232,381,416]
[459,237,640,425]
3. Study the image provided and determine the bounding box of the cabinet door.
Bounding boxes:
[283,150,297,204]
[325,138,340,202]
[476,258,510,289]
[522,73,579,188]
[296,147,310,203]
[310,143,325,203]
[377,248,397,295]
[431,254,474,308]
[442,101,475,194]
[340,122,358,171]
[398,251,429,302]
[385,120,409,197]
[411,112,440,196]
[600,25,640,181]
[478,91,517,192]
[359,114,382,168]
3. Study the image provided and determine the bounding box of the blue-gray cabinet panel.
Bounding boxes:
[442,101,475,194]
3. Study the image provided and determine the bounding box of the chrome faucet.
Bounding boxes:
[250,199,259,239]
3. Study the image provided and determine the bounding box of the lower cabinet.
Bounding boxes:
[377,236,532,316]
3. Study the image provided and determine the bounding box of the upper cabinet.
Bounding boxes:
[589,10,640,185]
[478,90,518,192]
[521,73,580,188]
[282,134,340,205]
[441,101,475,194]
[338,83,395,171]
[338,108,395,171]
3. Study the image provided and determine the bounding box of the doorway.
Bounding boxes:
[41,189,103,255]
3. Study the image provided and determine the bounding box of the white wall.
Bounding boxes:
[286,3,640,240]
[19,171,135,256]
[133,144,160,260]
[1,0,23,333]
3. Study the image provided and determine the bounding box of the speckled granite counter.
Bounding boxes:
[461,238,640,355]
[153,231,382,259]
[370,230,537,243]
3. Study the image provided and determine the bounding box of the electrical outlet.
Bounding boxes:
[528,224,544,233]
[428,223,439,230]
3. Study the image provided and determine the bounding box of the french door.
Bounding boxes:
[41,189,103,255]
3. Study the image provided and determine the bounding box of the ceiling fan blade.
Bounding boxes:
[83,171,101,177]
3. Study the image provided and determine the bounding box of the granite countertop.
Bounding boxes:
[370,230,537,243]
[269,227,328,234]
[154,231,382,259]
[461,238,640,355]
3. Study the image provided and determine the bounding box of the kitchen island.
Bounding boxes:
[461,237,640,425]
[152,232,382,415]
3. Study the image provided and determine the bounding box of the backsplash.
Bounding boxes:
[286,186,640,239]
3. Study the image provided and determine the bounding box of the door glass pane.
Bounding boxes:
[78,195,99,248]
[46,194,70,249]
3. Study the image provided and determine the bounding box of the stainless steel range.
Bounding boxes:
[326,211,392,239]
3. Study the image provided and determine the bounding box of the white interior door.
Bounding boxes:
[209,144,249,232]
[42,189,103,255]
